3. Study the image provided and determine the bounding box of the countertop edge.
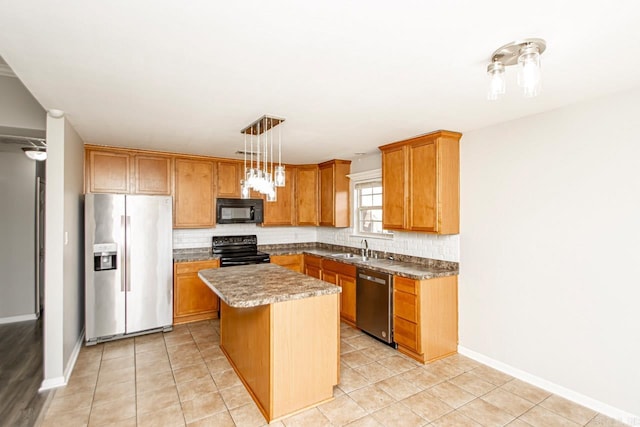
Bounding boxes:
[198,266,341,309]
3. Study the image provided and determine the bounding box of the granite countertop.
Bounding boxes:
[198,263,341,308]
[173,248,218,263]
[265,246,458,280]
[176,243,458,280]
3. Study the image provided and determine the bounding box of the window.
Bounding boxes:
[355,181,392,237]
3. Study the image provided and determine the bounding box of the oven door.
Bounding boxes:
[219,254,271,267]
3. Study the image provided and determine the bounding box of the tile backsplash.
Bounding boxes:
[316,227,459,262]
[172,224,318,249]
[174,225,459,262]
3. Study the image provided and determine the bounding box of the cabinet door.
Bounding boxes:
[174,158,215,228]
[296,165,319,225]
[216,161,242,198]
[134,155,172,195]
[319,164,335,226]
[322,270,337,285]
[270,254,303,273]
[87,150,131,193]
[174,260,220,324]
[175,274,219,317]
[305,264,322,279]
[381,146,406,230]
[338,274,356,323]
[408,140,437,231]
[263,167,296,226]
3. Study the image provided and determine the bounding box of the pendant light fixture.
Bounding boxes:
[487,38,546,100]
[240,115,285,202]
[22,146,47,161]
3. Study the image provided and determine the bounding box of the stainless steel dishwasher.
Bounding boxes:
[356,267,394,344]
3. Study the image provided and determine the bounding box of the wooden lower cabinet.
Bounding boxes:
[173,259,220,324]
[393,275,458,363]
[312,258,357,326]
[337,273,356,325]
[270,254,303,273]
[304,255,322,279]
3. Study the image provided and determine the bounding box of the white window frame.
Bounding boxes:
[349,169,393,239]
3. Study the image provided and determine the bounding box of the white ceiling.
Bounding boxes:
[1,1,639,164]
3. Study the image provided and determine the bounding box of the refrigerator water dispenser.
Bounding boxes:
[93,243,117,271]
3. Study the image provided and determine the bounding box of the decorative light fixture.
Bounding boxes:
[487,38,546,100]
[240,115,285,202]
[22,146,47,161]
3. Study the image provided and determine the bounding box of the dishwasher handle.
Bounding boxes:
[358,273,387,285]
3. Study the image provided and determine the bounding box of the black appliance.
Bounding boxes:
[216,198,263,224]
[356,267,394,344]
[212,235,270,267]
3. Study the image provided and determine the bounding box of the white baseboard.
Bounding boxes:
[63,327,85,383]
[458,346,640,426]
[39,376,65,391]
[0,313,37,324]
[39,328,85,392]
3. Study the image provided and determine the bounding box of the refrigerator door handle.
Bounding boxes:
[120,215,126,292]
[125,215,132,292]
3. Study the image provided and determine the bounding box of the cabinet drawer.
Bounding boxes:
[394,276,418,295]
[394,291,417,322]
[394,316,418,351]
[175,260,219,274]
[304,255,322,268]
[322,259,356,277]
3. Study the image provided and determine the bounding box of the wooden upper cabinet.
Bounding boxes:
[174,158,215,228]
[318,160,351,227]
[263,166,296,226]
[86,149,131,193]
[379,130,461,234]
[408,140,437,231]
[134,154,172,195]
[216,160,242,198]
[296,165,319,226]
[381,145,406,230]
[85,147,171,195]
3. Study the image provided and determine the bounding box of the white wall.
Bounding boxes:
[0,151,36,319]
[460,87,640,419]
[62,119,84,365]
[42,114,85,389]
[0,75,46,131]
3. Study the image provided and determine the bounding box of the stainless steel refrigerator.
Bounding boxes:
[85,194,173,344]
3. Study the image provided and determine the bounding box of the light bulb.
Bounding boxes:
[518,45,541,97]
[241,180,250,199]
[266,182,277,202]
[275,165,286,187]
[486,61,505,101]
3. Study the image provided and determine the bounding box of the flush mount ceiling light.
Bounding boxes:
[240,115,286,202]
[487,38,546,100]
[22,145,47,161]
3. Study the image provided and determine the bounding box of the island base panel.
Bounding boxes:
[220,293,339,422]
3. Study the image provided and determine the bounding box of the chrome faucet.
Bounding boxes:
[361,239,369,258]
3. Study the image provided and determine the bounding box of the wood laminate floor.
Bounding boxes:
[0,318,50,427]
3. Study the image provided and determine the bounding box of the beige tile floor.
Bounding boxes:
[40,320,626,427]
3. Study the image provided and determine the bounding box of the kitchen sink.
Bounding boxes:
[330,253,370,262]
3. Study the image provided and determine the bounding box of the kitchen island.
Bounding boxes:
[198,263,341,423]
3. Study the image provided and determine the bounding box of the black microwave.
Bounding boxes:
[216,198,264,224]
